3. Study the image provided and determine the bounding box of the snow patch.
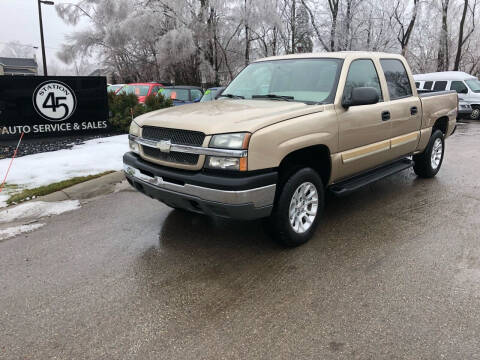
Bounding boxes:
[0,193,8,208]
[0,200,81,224]
[0,223,45,241]
[0,135,127,208]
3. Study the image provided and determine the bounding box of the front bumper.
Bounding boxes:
[123,152,277,220]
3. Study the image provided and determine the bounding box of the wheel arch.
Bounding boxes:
[433,116,449,135]
[277,145,332,187]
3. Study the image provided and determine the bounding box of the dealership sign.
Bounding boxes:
[0,76,111,140]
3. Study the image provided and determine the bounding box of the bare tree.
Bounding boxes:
[0,41,37,58]
[454,0,477,70]
[437,0,450,71]
[391,0,419,56]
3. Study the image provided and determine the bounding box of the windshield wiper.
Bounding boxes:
[252,94,294,101]
[220,93,245,99]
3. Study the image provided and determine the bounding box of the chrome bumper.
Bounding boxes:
[123,164,276,209]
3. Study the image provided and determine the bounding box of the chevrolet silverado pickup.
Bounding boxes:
[123,52,458,247]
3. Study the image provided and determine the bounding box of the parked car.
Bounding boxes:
[107,84,125,93]
[200,87,226,102]
[414,71,480,119]
[124,52,458,247]
[118,83,164,103]
[158,86,204,106]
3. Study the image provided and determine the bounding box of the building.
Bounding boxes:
[89,68,113,84]
[0,57,38,76]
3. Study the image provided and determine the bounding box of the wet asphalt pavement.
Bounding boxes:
[1,122,480,359]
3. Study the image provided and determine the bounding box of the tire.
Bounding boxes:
[267,167,324,247]
[470,107,480,120]
[413,129,445,178]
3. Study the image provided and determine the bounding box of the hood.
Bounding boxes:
[134,99,325,134]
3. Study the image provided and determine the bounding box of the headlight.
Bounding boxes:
[209,132,250,149]
[129,120,141,136]
[206,133,250,171]
[129,120,141,153]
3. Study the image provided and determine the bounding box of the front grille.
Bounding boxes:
[143,147,199,165]
[141,126,205,166]
[142,126,205,146]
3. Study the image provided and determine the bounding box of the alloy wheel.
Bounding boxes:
[288,182,319,234]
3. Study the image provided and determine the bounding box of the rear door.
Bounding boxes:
[336,58,393,179]
[379,58,421,159]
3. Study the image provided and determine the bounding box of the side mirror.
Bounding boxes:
[460,88,469,94]
[343,87,379,108]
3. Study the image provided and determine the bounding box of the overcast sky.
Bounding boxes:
[0,0,86,65]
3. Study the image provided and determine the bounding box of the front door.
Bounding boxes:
[336,58,392,180]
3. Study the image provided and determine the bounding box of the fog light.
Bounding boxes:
[206,156,246,171]
[129,140,140,154]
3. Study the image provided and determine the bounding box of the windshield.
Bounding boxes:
[221,58,342,104]
[465,79,480,93]
[119,85,150,97]
[160,88,190,101]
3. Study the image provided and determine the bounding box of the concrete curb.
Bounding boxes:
[36,171,126,203]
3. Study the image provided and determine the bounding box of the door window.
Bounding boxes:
[380,59,413,99]
[424,81,433,90]
[433,81,447,91]
[450,81,469,94]
[343,59,383,103]
[191,89,203,101]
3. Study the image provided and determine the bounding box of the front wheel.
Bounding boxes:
[267,168,324,247]
[470,107,480,120]
[413,129,445,178]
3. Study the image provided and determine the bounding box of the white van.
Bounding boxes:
[414,71,480,119]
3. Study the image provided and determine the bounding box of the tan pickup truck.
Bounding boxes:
[124,52,458,246]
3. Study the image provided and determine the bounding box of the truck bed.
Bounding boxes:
[418,90,458,134]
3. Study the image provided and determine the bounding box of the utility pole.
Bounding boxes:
[37,0,54,76]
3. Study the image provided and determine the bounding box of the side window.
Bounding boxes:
[450,81,468,94]
[424,81,433,90]
[343,59,383,102]
[415,82,420,89]
[433,81,447,91]
[380,59,413,100]
[191,89,203,101]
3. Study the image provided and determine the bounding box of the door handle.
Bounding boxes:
[381,111,391,121]
[410,106,418,115]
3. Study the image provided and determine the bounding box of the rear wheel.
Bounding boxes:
[267,168,324,247]
[413,129,445,178]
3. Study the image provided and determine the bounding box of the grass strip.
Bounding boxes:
[7,171,115,205]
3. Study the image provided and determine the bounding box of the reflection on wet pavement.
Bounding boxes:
[1,122,480,359]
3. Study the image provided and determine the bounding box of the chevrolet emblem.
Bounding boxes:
[157,140,172,153]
